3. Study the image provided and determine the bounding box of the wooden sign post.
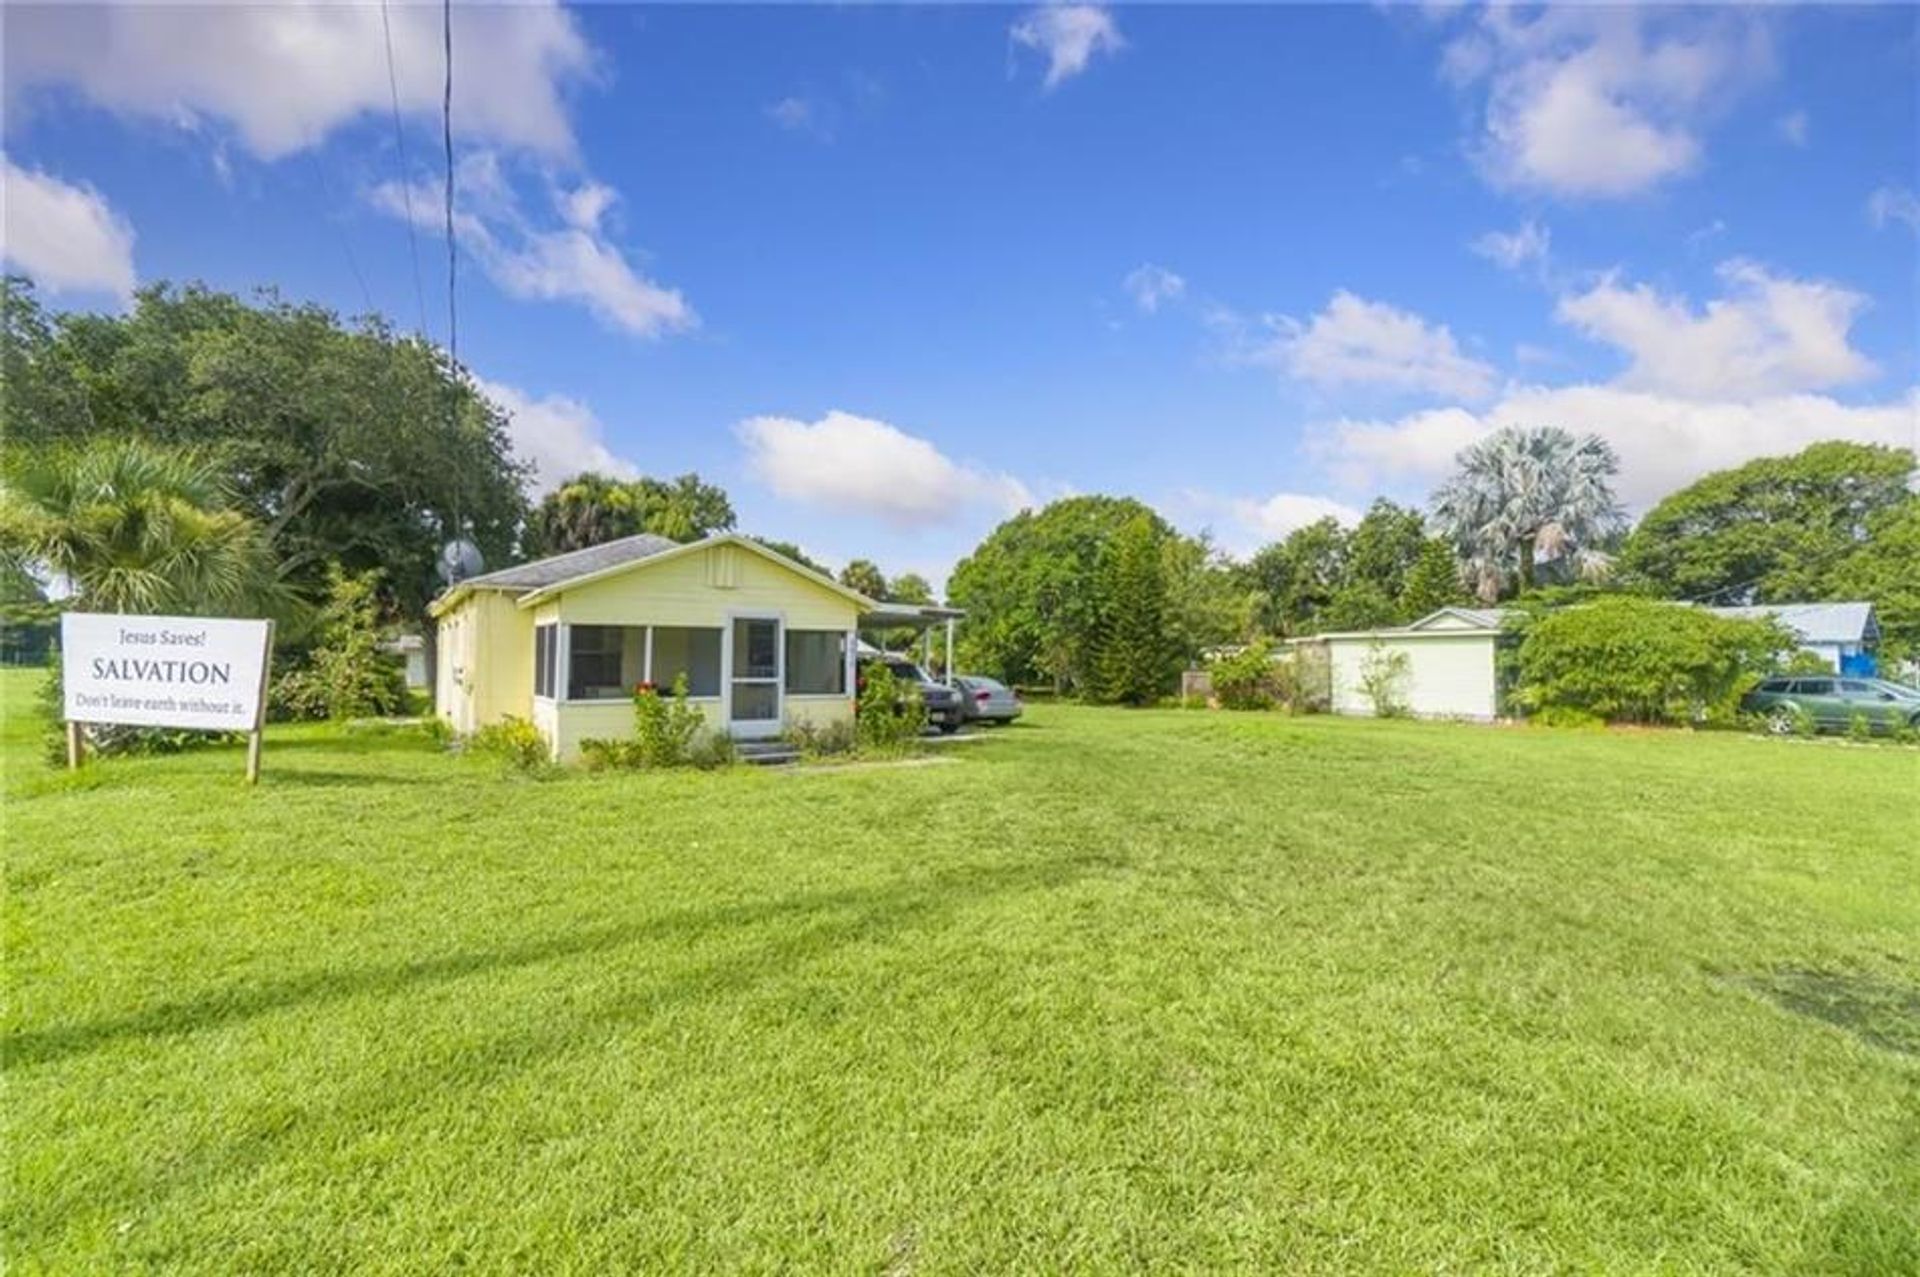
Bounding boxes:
[60,614,275,783]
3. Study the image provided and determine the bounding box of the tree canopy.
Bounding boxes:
[1431,426,1625,601]
[1618,441,1916,605]
[1,435,280,616]
[1237,500,1463,636]
[1,278,526,622]
[525,471,735,557]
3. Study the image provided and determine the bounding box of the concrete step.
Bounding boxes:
[735,742,799,766]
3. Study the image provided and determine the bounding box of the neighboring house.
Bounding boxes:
[380,633,429,689]
[1706,602,1879,676]
[429,532,874,760]
[1292,607,1504,721]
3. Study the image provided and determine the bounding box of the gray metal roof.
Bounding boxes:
[1708,601,1877,645]
[460,532,682,592]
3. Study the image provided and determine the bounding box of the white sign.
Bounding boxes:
[62,613,273,732]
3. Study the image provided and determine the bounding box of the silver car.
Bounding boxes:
[954,675,1023,724]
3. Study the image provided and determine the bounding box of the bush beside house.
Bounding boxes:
[1512,597,1790,726]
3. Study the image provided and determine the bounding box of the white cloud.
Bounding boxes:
[1555,259,1874,399]
[1471,220,1551,272]
[1446,7,1768,198]
[1868,185,1920,234]
[1777,109,1809,147]
[1232,492,1364,541]
[473,376,637,496]
[6,1,593,160]
[370,152,694,339]
[1320,383,1916,509]
[1246,291,1497,400]
[1123,264,1185,314]
[1011,5,1124,89]
[0,155,136,299]
[1176,488,1362,555]
[737,411,1032,528]
[766,96,831,141]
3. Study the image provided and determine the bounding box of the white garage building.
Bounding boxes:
[1298,607,1504,721]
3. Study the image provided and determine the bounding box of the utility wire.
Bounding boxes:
[379,0,430,339]
[441,0,466,566]
[306,152,375,317]
[442,0,458,371]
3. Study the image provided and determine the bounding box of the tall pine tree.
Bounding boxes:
[1092,513,1175,705]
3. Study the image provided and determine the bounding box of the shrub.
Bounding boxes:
[856,661,927,752]
[687,730,738,770]
[631,674,707,767]
[1357,641,1412,718]
[1280,643,1332,714]
[470,716,551,772]
[785,717,859,759]
[1514,597,1789,726]
[577,737,640,771]
[1208,641,1280,710]
[271,567,407,721]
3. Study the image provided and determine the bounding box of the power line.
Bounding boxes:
[441,0,465,563]
[306,152,374,317]
[442,0,458,370]
[379,0,430,339]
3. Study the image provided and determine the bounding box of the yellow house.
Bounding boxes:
[428,533,874,760]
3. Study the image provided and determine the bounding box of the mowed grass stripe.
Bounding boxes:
[5,670,1916,1272]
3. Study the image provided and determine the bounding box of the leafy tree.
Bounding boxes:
[1162,532,1253,657]
[838,558,888,599]
[1430,425,1625,602]
[948,496,1172,692]
[272,567,408,720]
[1090,513,1176,705]
[0,280,526,624]
[525,471,735,556]
[1,436,279,615]
[1617,442,1916,606]
[888,572,933,605]
[746,537,829,576]
[1827,497,1920,662]
[1241,517,1349,635]
[1398,538,1467,619]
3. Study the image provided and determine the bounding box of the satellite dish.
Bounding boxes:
[437,538,485,584]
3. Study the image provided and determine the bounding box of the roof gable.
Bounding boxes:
[1406,607,1508,632]
[512,533,877,610]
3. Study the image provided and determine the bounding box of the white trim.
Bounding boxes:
[532,619,559,702]
[724,609,785,739]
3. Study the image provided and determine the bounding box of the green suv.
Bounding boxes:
[1741,675,1920,734]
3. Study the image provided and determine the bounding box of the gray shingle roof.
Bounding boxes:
[1707,602,1877,645]
[460,533,682,592]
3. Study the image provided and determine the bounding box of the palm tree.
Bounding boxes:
[0,436,279,614]
[1429,425,1625,602]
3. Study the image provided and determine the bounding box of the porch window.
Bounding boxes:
[651,626,722,697]
[533,623,557,699]
[784,630,846,695]
[567,625,642,700]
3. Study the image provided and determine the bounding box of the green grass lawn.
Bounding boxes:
[5,668,1917,1273]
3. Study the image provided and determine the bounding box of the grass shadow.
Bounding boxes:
[12,850,1116,1244]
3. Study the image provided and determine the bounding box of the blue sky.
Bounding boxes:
[5,3,1916,588]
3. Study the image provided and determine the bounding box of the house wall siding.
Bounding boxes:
[1327,633,1497,720]
[436,589,534,735]
[555,545,857,630]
